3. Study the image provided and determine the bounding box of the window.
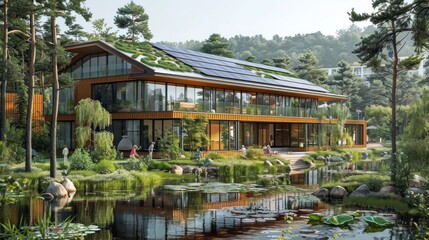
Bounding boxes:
[57,122,75,149]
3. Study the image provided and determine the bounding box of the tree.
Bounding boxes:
[0,0,9,142]
[272,57,292,71]
[88,18,117,41]
[65,23,86,42]
[201,33,233,58]
[114,1,152,43]
[43,0,91,178]
[182,115,209,151]
[294,51,327,84]
[349,0,425,186]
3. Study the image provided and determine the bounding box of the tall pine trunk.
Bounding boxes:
[0,0,8,142]
[391,22,399,185]
[25,3,36,172]
[49,16,59,178]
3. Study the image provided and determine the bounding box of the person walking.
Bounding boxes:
[130,145,141,159]
[148,142,155,159]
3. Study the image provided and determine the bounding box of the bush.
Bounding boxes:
[148,161,171,171]
[93,160,116,174]
[69,148,93,171]
[246,149,264,160]
[205,152,224,160]
[124,159,147,171]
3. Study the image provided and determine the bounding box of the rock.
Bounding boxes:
[61,178,76,194]
[410,175,428,188]
[274,159,285,166]
[361,152,368,160]
[406,187,426,195]
[380,186,399,195]
[316,156,325,161]
[205,158,214,166]
[192,167,202,175]
[330,156,343,162]
[350,184,369,197]
[264,160,273,167]
[171,165,183,175]
[313,188,329,199]
[41,192,54,201]
[46,182,68,198]
[330,186,348,198]
[182,166,193,174]
[294,159,314,170]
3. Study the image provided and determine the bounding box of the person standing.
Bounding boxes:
[241,145,247,157]
[62,146,69,162]
[148,142,155,159]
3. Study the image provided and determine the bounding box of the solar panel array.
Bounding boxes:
[152,42,330,93]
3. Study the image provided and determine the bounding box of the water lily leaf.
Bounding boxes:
[308,213,323,221]
[362,216,394,227]
[324,215,354,226]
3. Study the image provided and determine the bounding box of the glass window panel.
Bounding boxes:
[98,54,107,77]
[57,122,75,149]
[126,120,140,147]
[81,56,90,78]
[167,84,176,111]
[154,120,163,146]
[59,87,74,114]
[71,60,82,79]
[220,121,229,150]
[107,55,117,76]
[90,55,98,78]
[154,82,166,111]
[195,87,204,112]
[216,89,225,113]
[143,120,153,149]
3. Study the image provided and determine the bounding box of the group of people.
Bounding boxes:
[130,142,155,160]
[262,144,273,156]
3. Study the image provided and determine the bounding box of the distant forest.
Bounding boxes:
[160,24,416,68]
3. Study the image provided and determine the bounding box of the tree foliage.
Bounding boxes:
[182,115,209,151]
[201,33,233,58]
[294,51,327,84]
[114,1,152,42]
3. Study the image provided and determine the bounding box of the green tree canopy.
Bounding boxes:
[294,51,327,85]
[114,1,152,42]
[201,33,233,58]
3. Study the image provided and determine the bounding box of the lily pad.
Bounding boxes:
[308,213,323,221]
[324,215,354,226]
[362,216,394,227]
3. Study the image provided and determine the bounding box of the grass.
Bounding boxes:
[322,174,392,193]
[344,193,409,213]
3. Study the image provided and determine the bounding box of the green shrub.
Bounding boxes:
[246,149,264,160]
[93,160,116,174]
[205,152,224,160]
[148,161,171,171]
[124,159,147,171]
[69,148,93,171]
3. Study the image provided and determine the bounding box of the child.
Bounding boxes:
[130,145,141,159]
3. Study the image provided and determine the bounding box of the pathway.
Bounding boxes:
[279,152,308,171]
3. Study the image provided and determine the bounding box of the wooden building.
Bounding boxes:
[59,40,366,151]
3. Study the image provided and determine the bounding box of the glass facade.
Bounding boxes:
[58,122,75,149]
[92,80,319,117]
[69,53,131,80]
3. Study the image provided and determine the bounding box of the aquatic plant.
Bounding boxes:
[323,214,354,226]
[362,216,394,227]
[344,194,409,213]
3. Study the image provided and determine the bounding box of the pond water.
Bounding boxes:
[0,161,412,239]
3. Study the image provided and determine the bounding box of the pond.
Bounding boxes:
[0,161,412,239]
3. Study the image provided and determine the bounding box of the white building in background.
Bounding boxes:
[324,58,427,78]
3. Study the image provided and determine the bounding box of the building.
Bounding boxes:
[59,40,366,152]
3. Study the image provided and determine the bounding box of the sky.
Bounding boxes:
[74,0,374,42]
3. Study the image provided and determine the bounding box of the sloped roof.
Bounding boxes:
[65,40,347,100]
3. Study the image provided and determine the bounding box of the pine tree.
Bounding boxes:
[114,1,152,43]
[294,51,327,84]
[201,33,233,58]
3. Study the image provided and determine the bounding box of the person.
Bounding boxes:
[262,145,269,155]
[148,142,155,159]
[130,145,140,159]
[62,146,69,162]
[241,145,247,157]
[267,145,273,156]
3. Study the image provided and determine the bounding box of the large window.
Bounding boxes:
[57,122,75,149]
[91,80,320,117]
[59,87,74,114]
[69,53,131,79]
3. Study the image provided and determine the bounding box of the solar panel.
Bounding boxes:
[152,42,329,93]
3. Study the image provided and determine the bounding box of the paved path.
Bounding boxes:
[279,152,308,171]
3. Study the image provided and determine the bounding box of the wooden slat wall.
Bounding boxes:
[5,93,44,125]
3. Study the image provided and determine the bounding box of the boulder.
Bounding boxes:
[274,159,285,166]
[409,175,428,188]
[330,186,348,198]
[171,165,183,175]
[41,192,54,201]
[406,187,426,195]
[182,166,193,174]
[46,182,68,198]
[350,184,370,197]
[380,186,399,195]
[330,156,344,162]
[61,178,76,194]
[313,188,329,199]
[316,156,325,161]
[264,160,273,167]
[361,152,368,160]
[205,158,215,166]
